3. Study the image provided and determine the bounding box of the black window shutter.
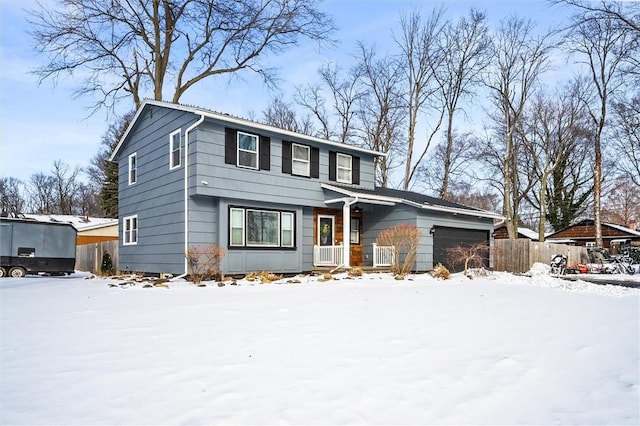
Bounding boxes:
[328,151,336,181]
[352,156,360,185]
[282,141,292,174]
[225,128,237,165]
[310,147,319,178]
[260,136,270,170]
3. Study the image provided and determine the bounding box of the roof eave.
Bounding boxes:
[110,100,387,161]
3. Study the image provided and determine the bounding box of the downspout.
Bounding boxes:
[341,196,359,269]
[173,114,205,280]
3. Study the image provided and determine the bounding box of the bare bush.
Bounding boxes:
[186,245,225,285]
[446,242,489,275]
[376,223,422,276]
[430,263,450,280]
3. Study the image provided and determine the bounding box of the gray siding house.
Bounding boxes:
[110,100,502,275]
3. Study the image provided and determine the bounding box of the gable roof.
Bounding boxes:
[110,100,387,161]
[546,219,640,239]
[322,183,504,220]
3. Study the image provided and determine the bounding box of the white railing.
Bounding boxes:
[313,244,344,266]
[373,243,395,267]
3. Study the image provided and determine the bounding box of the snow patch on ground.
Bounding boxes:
[1,270,638,425]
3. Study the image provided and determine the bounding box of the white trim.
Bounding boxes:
[111,100,386,162]
[229,208,245,246]
[236,131,259,170]
[317,215,335,246]
[128,153,137,185]
[123,215,138,245]
[291,143,311,176]
[169,129,182,170]
[336,153,352,183]
[321,183,504,220]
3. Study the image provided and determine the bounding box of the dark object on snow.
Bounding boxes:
[550,254,568,275]
[0,217,76,278]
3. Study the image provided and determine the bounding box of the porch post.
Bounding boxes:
[342,202,351,268]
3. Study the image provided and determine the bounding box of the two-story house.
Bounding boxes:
[110,100,502,276]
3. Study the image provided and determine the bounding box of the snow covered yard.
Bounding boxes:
[1,271,639,425]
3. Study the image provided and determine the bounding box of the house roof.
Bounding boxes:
[322,183,504,220]
[546,219,640,239]
[21,214,118,232]
[110,100,387,161]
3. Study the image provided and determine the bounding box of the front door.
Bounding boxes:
[318,215,335,246]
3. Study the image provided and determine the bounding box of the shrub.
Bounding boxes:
[376,223,422,276]
[186,245,225,285]
[430,263,450,280]
[348,267,363,277]
[446,242,489,275]
[246,270,282,284]
[100,252,114,276]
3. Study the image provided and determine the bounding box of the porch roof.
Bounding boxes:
[321,183,504,220]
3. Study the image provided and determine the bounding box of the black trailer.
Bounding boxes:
[0,217,77,277]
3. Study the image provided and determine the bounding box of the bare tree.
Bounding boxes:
[318,63,365,144]
[29,0,336,112]
[27,173,56,214]
[0,177,26,216]
[354,43,406,187]
[610,95,640,188]
[601,176,640,226]
[295,83,332,140]
[520,80,592,240]
[563,8,636,247]
[484,15,553,239]
[434,9,491,199]
[262,96,314,134]
[51,160,80,214]
[394,8,446,190]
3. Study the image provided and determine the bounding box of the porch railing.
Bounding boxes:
[313,244,344,267]
[373,243,395,267]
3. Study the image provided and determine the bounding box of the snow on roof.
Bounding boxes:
[21,214,118,232]
[517,227,540,240]
[605,222,640,237]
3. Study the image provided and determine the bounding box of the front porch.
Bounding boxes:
[313,243,395,269]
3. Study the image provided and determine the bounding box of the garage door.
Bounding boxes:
[433,226,490,272]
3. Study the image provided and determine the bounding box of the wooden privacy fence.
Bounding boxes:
[494,240,589,273]
[75,241,119,275]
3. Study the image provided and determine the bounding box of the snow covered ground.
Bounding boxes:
[1,269,639,425]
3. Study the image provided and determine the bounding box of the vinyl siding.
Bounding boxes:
[116,107,199,274]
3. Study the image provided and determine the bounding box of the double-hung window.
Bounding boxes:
[291,143,310,176]
[229,207,295,248]
[170,129,181,169]
[237,131,259,169]
[123,215,138,245]
[128,153,137,185]
[337,153,352,183]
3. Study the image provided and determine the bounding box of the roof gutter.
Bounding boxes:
[175,114,206,279]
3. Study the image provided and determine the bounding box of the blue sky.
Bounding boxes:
[0,0,568,184]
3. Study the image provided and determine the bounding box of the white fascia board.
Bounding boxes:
[111,100,387,161]
[417,202,505,220]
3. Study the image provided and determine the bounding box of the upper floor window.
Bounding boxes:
[237,131,259,169]
[128,153,137,185]
[225,128,270,171]
[170,129,181,170]
[123,215,138,245]
[337,153,352,183]
[282,141,319,178]
[292,143,310,176]
[329,151,360,185]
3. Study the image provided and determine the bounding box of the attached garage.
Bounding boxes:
[433,226,490,272]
